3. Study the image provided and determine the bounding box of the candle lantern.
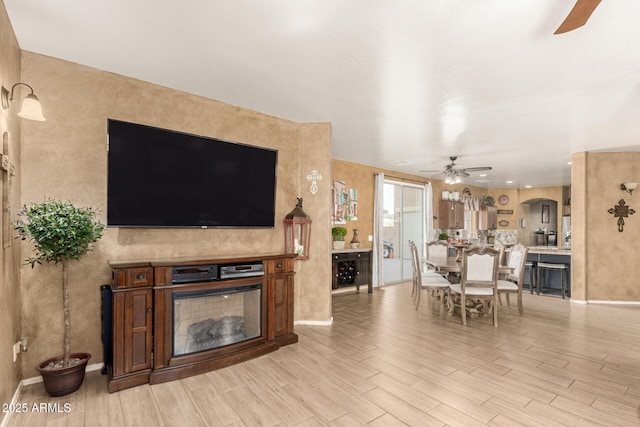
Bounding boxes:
[284,197,312,260]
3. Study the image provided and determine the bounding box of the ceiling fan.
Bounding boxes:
[420,156,492,184]
[554,0,602,34]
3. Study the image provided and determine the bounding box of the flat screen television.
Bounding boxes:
[107,119,277,228]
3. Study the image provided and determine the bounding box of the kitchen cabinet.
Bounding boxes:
[439,201,465,229]
[477,205,497,230]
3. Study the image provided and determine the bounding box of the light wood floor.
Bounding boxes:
[7,282,640,426]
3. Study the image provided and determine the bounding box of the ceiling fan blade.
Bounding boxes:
[554,0,602,34]
[457,171,470,177]
[461,166,492,172]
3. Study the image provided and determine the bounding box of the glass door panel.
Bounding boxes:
[383,181,424,284]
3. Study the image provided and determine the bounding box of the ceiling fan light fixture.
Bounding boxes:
[423,156,492,184]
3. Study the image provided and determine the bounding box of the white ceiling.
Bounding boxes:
[5,0,640,188]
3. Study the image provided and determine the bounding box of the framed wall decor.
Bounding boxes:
[332,180,358,224]
[542,204,550,223]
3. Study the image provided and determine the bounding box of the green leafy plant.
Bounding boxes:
[331,226,348,241]
[15,200,105,367]
[438,232,449,241]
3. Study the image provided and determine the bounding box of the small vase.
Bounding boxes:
[350,229,360,248]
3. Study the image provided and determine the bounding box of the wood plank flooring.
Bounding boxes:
[7,282,640,426]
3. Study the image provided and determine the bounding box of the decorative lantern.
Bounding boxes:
[284,197,312,260]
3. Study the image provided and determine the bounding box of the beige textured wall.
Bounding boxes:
[583,152,640,301]
[18,52,332,378]
[572,152,587,301]
[331,160,377,247]
[0,0,23,415]
[330,159,489,242]
[331,159,525,241]
[295,124,333,322]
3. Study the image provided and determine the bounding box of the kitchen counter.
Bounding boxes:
[526,247,571,297]
[526,246,571,256]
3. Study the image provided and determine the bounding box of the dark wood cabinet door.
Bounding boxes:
[112,288,152,376]
[268,274,293,339]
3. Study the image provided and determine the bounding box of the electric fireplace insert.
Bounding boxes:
[173,283,262,357]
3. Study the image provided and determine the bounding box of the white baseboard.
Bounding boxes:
[572,299,640,306]
[2,363,104,427]
[1,379,24,427]
[294,317,333,326]
[21,362,104,386]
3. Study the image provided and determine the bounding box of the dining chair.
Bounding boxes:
[425,240,450,272]
[493,241,506,270]
[426,240,449,260]
[448,246,500,326]
[497,244,529,315]
[409,241,450,310]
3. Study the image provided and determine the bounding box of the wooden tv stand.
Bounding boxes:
[105,253,297,392]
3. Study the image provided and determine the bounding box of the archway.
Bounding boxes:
[518,198,559,246]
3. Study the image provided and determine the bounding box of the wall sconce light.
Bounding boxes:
[619,182,638,195]
[1,82,46,121]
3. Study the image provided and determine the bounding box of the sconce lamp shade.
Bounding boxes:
[17,93,46,121]
[620,182,638,195]
[284,198,312,260]
[1,83,46,121]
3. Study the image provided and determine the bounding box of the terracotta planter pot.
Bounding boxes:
[36,352,91,397]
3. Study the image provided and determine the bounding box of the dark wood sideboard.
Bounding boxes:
[331,248,373,293]
[105,253,297,392]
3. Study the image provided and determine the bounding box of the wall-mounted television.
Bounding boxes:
[107,119,277,228]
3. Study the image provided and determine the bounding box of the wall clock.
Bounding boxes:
[498,195,510,205]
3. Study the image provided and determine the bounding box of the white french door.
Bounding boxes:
[382,180,425,284]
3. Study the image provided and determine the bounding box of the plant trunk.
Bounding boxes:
[62,260,71,367]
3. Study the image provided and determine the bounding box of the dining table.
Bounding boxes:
[424,255,514,319]
[424,256,514,280]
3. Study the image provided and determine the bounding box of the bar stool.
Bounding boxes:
[536,262,569,299]
[525,261,536,294]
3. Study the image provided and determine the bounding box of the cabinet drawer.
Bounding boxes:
[333,253,364,262]
[266,258,293,275]
[113,267,153,289]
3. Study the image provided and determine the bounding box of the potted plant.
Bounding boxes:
[331,226,347,250]
[15,199,105,396]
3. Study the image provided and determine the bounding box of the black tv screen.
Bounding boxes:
[107,119,277,228]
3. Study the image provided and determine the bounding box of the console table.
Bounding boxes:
[103,253,297,392]
[331,248,373,293]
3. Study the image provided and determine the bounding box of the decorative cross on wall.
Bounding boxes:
[608,199,635,232]
[306,169,322,195]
